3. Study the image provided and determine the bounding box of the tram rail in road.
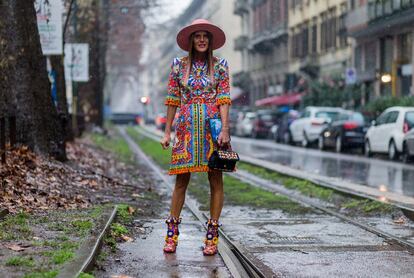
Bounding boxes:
[133,126,414,253]
[118,126,266,278]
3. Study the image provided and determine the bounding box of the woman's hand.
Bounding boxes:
[160,133,171,149]
[218,129,230,147]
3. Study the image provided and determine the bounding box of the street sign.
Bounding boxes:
[64,44,89,82]
[35,0,63,55]
[345,68,357,85]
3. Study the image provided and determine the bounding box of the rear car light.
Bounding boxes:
[403,122,409,134]
[344,121,358,130]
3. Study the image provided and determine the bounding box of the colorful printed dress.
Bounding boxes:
[165,56,231,175]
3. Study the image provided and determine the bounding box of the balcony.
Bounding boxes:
[347,0,414,38]
[250,23,288,53]
[234,35,248,51]
[232,71,251,91]
[233,0,249,15]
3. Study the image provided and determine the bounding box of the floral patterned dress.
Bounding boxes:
[165,56,231,175]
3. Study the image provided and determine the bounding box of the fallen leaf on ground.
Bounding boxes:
[4,243,28,252]
[127,206,135,215]
[393,216,407,224]
[121,235,133,242]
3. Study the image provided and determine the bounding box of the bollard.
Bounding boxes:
[9,115,16,149]
[0,117,5,164]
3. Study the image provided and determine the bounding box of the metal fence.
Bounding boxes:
[0,115,16,164]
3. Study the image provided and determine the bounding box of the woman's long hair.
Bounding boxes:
[184,32,215,87]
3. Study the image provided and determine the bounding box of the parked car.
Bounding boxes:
[402,128,414,163]
[229,109,239,135]
[251,110,279,138]
[235,111,256,137]
[110,113,141,125]
[365,107,414,160]
[274,110,300,144]
[155,113,167,130]
[318,111,368,153]
[289,106,345,147]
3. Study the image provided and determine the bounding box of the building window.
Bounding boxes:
[311,18,318,54]
[355,45,362,73]
[302,22,309,57]
[399,32,413,63]
[365,41,377,71]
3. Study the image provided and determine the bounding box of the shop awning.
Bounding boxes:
[255,93,302,106]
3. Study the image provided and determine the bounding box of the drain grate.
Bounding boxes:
[271,236,320,244]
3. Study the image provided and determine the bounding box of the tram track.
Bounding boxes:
[133,126,414,255]
[117,126,266,278]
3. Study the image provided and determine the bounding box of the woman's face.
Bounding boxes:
[193,31,209,53]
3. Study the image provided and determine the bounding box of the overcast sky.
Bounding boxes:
[144,0,192,26]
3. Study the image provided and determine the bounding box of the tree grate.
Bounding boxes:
[270,236,320,244]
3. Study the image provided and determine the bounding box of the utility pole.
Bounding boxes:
[71,0,79,136]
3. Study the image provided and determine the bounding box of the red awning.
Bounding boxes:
[255,93,302,106]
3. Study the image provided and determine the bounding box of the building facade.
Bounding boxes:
[289,0,351,82]
[347,0,414,103]
[234,0,290,106]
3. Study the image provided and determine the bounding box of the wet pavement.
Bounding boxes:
[231,136,414,197]
[103,126,414,277]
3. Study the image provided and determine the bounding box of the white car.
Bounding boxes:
[289,107,345,147]
[365,106,414,160]
[235,112,256,137]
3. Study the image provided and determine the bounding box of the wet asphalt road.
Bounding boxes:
[231,136,414,197]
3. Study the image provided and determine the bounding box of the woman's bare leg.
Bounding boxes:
[208,171,224,220]
[169,173,191,217]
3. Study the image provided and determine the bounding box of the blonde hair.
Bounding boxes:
[183,32,215,87]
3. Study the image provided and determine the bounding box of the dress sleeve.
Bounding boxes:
[216,58,232,106]
[165,58,181,107]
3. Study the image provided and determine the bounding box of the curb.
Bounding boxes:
[58,205,118,278]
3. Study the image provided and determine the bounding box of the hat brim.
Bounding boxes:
[176,23,226,51]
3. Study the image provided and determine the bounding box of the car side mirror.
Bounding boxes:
[371,120,376,126]
[324,118,332,125]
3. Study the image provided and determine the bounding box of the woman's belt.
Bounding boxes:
[182,97,216,105]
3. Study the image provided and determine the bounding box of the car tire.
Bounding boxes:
[335,136,343,153]
[365,140,372,157]
[388,140,399,161]
[402,142,411,164]
[301,132,309,148]
[318,135,325,150]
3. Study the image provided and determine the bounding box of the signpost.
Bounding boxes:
[345,68,357,85]
[64,43,90,82]
[35,0,63,55]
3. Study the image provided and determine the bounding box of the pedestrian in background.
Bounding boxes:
[160,19,231,255]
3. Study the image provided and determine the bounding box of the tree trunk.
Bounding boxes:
[50,55,73,141]
[0,1,66,160]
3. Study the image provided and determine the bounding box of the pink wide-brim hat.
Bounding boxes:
[176,19,226,51]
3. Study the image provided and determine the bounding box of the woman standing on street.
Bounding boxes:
[160,19,232,256]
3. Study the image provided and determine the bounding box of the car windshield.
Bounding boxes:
[350,113,365,124]
[406,112,414,129]
[315,111,340,120]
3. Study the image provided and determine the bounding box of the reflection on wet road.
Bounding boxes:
[232,137,414,197]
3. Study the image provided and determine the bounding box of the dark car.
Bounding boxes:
[318,111,368,153]
[252,110,279,138]
[402,112,414,163]
[110,113,141,125]
[274,110,300,144]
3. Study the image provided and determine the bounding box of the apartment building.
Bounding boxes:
[289,0,351,81]
[347,0,414,102]
[234,0,290,106]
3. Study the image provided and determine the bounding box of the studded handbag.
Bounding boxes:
[208,148,240,172]
[208,118,239,172]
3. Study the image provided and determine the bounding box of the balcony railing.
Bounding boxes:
[234,0,249,15]
[250,22,288,52]
[234,35,248,51]
[368,0,414,21]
